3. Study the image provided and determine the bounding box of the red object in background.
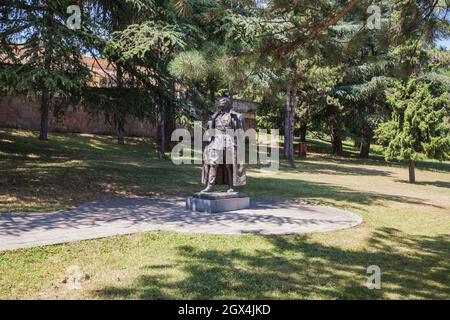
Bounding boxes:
[299,142,307,157]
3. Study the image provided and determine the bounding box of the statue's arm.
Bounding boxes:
[206,112,219,142]
[208,112,219,129]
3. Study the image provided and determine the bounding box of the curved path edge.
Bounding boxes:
[0,196,363,251]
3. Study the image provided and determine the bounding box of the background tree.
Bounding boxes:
[336,76,394,157]
[82,0,162,145]
[0,0,92,140]
[389,0,449,79]
[375,78,449,183]
[168,1,274,123]
[303,63,344,155]
[95,0,141,144]
[108,0,188,157]
[253,0,369,161]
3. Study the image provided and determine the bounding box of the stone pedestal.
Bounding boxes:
[186,192,250,213]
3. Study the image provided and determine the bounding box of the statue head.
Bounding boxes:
[216,97,232,112]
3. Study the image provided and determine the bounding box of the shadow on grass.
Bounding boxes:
[0,129,153,163]
[1,161,433,214]
[1,153,438,214]
[304,153,450,174]
[290,152,450,175]
[393,180,450,189]
[275,161,392,177]
[287,136,450,174]
[1,128,446,213]
[94,228,450,299]
[0,128,201,212]
[242,176,437,209]
[0,160,202,213]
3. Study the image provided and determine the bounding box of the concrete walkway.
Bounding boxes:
[0,196,362,251]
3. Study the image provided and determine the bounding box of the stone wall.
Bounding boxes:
[0,95,156,137]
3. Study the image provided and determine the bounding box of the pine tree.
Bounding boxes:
[375,78,450,183]
[253,0,366,161]
[389,0,449,79]
[0,0,92,140]
[107,0,187,158]
[87,0,149,145]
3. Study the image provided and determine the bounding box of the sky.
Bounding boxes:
[436,38,450,49]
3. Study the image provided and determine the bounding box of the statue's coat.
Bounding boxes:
[201,109,247,187]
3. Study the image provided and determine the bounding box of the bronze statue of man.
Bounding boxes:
[201,97,246,193]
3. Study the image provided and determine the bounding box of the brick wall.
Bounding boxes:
[0,95,156,137]
[0,95,258,137]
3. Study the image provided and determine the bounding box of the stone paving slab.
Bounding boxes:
[0,196,363,251]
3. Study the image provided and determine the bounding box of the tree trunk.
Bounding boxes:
[284,86,296,166]
[164,106,175,152]
[39,88,49,140]
[359,139,371,158]
[163,81,177,152]
[160,112,165,159]
[359,126,373,158]
[157,108,166,160]
[117,130,124,145]
[329,105,343,155]
[284,89,291,159]
[299,122,307,143]
[40,12,52,141]
[115,65,125,145]
[331,131,343,155]
[117,120,125,145]
[208,77,216,105]
[408,160,416,183]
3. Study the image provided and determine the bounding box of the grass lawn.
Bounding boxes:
[0,128,449,299]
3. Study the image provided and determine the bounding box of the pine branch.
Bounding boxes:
[273,0,361,56]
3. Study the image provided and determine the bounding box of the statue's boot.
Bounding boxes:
[201,165,217,193]
[201,184,215,193]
